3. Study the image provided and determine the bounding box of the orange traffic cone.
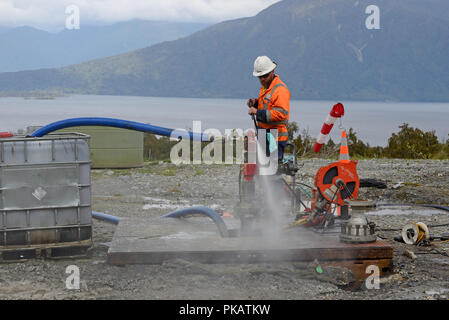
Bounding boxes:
[339,130,350,163]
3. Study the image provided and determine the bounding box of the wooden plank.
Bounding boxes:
[321,258,393,281]
[0,239,92,262]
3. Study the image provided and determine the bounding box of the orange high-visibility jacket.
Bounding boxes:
[256,75,291,141]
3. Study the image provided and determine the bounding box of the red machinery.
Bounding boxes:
[0,132,13,138]
[314,160,359,207]
[302,160,359,228]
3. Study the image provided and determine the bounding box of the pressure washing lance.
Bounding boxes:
[247,99,259,136]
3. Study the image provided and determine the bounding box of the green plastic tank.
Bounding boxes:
[57,126,143,169]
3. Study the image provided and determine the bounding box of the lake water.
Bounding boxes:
[0,95,448,146]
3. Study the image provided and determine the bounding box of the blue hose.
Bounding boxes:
[93,206,229,238]
[92,211,120,225]
[30,117,212,142]
[161,206,229,238]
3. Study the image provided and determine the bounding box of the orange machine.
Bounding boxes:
[314,160,360,207]
[301,160,360,228]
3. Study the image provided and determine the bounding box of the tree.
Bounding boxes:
[287,121,299,141]
[293,134,304,156]
[385,123,441,159]
[144,133,178,160]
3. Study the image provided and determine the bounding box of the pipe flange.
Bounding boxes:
[339,231,377,244]
[339,219,377,244]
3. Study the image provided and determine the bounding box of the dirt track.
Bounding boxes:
[1,159,448,300]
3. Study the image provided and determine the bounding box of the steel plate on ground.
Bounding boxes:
[107,217,393,281]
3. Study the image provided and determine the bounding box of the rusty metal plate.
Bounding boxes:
[107,217,393,266]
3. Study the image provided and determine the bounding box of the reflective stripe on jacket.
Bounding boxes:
[256,75,290,141]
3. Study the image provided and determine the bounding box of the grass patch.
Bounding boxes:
[404,182,421,187]
[396,189,408,200]
[136,167,155,175]
[432,149,449,160]
[158,169,176,176]
[90,171,105,179]
[112,169,132,177]
[195,167,204,176]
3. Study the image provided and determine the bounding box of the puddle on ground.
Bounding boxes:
[160,231,217,240]
[364,206,447,216]
[143,197,189,203]
[143,204,186,210]
[298,202,447,217]
[142,197,224,212]
[429,258,449,266]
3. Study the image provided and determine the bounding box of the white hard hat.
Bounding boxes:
[253,56,277,77]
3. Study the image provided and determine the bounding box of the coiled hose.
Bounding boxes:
[92,206,230,239]
[161,206,229,238]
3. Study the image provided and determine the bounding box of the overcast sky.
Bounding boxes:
[0,0,281,31]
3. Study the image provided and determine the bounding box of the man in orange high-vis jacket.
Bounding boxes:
[247,56,291,161]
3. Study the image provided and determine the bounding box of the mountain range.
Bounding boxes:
[0,0,448,101]
[0,20,209,72]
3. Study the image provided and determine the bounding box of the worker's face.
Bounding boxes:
[258,71,274,88]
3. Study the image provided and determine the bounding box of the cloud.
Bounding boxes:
[0,0,280,31]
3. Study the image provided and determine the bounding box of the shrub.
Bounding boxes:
[144,134,177,161]
[385,123,441,159]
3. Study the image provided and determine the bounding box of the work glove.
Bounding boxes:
[247,98,258,108]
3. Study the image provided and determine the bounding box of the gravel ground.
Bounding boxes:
[1,159,448,300]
